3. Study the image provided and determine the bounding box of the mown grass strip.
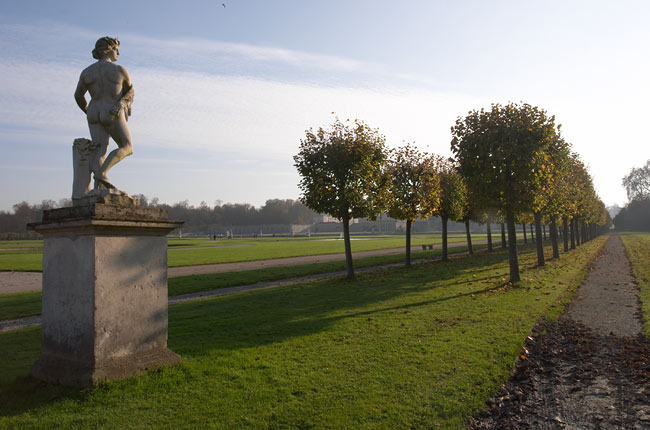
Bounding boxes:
[0,250,43,272]
[619,232,650,337]
[166,234,478,267]
[0,291,42,321]
[0,240,43,249]
[0,246,480,321]
[0,236,605,429]
[0,233,488,272]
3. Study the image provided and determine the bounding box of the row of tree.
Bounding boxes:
[613,159,650,231]
[294,104,610,281]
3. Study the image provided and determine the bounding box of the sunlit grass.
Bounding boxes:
[0,236,606,429]
[1,245,482,321]
[0,233,488,272]
[619,232,650,337]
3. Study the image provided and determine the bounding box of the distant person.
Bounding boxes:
[74,37,134,189]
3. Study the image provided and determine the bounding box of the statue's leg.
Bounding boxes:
[88,122,111,188]
[98,112,133,178]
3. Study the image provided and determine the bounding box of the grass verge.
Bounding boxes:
[0,236,606,429]
[0,250,42,272]
[619,232,650,337]
[0,246,480,321]
[0,292,42,321]
[0,234,491,272]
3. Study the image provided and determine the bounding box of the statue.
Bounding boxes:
[74,37,134,191]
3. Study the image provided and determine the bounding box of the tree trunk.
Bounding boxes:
[465,219,473,255]
[577,219,582,246]
[522,223,527,244]
[342,214,354,278]
[442,216,449,260]
[500,223,507,248]
[506,210,520,282]
[576,221,585,245]
[543,225,547,241]
[550,216,559,259]
[405,219,412,267]
[570,217,576,249]
[562,217,569,252]
[530,224,535,243]
[534,212,545,266]
[486,222,493,252]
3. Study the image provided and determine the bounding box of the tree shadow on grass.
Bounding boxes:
[167,248,520,358]
[0,244,528,417]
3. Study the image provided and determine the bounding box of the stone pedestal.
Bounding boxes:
[28,204,183,387]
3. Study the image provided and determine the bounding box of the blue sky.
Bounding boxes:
[1,1,648,210]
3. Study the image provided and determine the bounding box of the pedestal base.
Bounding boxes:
[28,204,183,387]
[30,346,180,388]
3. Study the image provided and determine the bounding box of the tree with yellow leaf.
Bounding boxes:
[294,118,388,278]
[386,144,442,266]
[451,103,558,282]
[437,158,467,260]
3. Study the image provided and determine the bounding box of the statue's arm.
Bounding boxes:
[74,76,88,113]
[111,66,134,118]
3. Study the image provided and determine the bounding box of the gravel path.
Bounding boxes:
[0,272,43,295]
[0,240,480,295]
[472,234,650,429]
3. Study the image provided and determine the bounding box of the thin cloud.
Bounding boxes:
[0,21,371,77]
[0,20,484,210]
[133,35,368,72]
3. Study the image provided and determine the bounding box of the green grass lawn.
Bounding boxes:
[0,249,43,272]
[0,233,489,272]
[166,233,476,268]
[1,245,483,321]
[0,240,43,249]
[0,235,606,429]
[619,232,650,337]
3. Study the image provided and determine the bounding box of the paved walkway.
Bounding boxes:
[0,240,482,295]
[566,234,642,336]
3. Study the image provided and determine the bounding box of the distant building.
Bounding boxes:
[313,214,340,223]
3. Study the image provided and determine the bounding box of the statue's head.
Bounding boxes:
[92,37,120,60]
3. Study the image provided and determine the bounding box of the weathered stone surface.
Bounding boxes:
[38,203,169,224]
[72,138,99,200]
[73,188,139,207]
[28,204,182,387]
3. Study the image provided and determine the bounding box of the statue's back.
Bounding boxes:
[83,61,125,103]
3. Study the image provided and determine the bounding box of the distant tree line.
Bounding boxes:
[0,198,317,239]
[295,106,611,279]
[614,160,650,231]
[0,199,72,239]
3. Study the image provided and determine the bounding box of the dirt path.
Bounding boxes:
[472,234,650,429]
[0,240,480,295]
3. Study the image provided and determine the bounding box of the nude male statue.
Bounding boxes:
[74,37,134,190]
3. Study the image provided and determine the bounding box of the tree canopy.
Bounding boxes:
[293,117,388,277]
[615,159,650,231]
[450,102,559,282]
[385,144,442,265]
[622,159,650,201]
